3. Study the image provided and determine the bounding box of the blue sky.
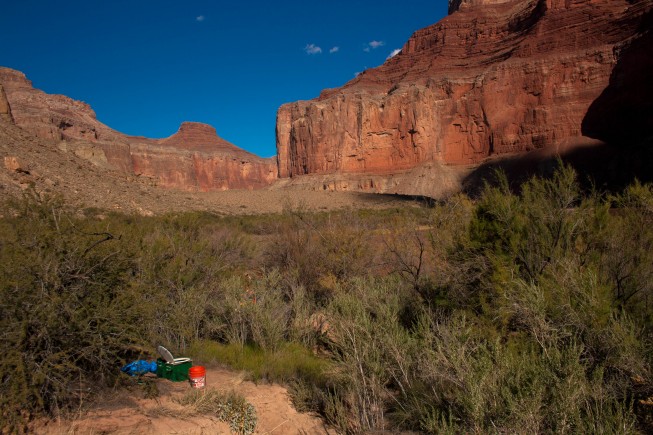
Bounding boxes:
[1,1,447,157]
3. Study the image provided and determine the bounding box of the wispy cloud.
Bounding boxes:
[329,46,340,54]
[304,43,322,55]
[196,15,205,22]
[387,48,401,60]
[363,40,385,52]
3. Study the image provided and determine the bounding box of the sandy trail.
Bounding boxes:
[34,366,331,434]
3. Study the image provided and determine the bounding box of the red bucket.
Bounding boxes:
[189,366,206,389]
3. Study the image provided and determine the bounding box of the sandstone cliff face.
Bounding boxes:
[277,0,653,179]
[0,84,13,123]
[0,67,276,191]
[0,68,107,142]
[127,123,277,191]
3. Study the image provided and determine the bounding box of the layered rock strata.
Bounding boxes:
[0,67,276,191]
[277,0,653,180]
[127,123,277,191]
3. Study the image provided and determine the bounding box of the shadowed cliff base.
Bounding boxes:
[582,9,653,148]
[462,137,653,197]
[577,11,653,192]
[464,8,653,197]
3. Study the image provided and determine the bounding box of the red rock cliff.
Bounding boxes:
[0,67,276,191]
[128,122,277,191]
[276,0,653,178]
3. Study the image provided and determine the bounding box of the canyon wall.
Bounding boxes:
[3,0,651,196]
[0,68,276,191]
[127,123,277,191]
[277,0,653,180]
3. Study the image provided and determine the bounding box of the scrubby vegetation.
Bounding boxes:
[176,388,257,435]
[1,163,653,433]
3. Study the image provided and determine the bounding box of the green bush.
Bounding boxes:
[0,194,149,429]
[470,162,582,282]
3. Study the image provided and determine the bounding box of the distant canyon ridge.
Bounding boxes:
[2,0,652,196]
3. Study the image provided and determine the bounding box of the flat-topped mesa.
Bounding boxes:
[276,0,652,180]
[158,122,253,157]
[127,121,278,191]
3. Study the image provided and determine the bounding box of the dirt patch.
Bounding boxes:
[33,366,331,434]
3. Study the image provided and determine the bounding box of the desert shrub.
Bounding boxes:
[286,278,320,347]
[383,194,476,308]
[0,194,149,429]
[264,206,372,301]
[598,181,653,322]
[216,270,290,351]
[382,214,432,295]
[427,193,475,253]
[2,171,652,433]
[320,276,417,433]
[132,215,254,351]
[245,270,291,351]
[305,169,651,432]
[507,261,648,380]
[176,387,257,435]
[395,311,640,434]
[470,162,582,282]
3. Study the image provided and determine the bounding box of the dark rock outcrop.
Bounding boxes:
[0,84,13,123]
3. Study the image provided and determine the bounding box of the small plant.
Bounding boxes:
[176,388,257,435]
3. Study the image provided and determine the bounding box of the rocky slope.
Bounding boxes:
[0,67,276,191]
[277,0,653,188]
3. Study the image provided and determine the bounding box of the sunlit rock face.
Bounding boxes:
[276,0,652,179]
[0,67,277,191]
[128,122,277,191]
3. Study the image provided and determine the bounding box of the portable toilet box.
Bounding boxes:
[156,345,192,382]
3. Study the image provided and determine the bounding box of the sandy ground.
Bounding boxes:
[33,366,331,434]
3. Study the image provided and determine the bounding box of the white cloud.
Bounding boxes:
[196,15,205,22]
[304,43,322,55]
[329,46,339,54]
[387,48,401,60]
[364,40,385,52]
